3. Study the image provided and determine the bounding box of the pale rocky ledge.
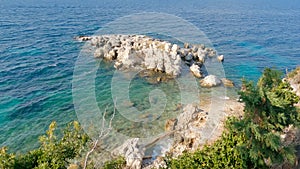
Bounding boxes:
[75,34,234,88]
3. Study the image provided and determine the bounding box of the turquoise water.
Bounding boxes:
[0,0,300,152]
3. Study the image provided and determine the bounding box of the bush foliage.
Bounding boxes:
[0,121,89,169]
[166,68,300,169]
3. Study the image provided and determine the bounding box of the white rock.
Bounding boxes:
[190,63,203,78]
[105,50,116,60]
[200,75,222,87]
[79,34,219,77]
[192,46,198,53]
[75,36,92,41]
[184,43,190,48]
[218,55,224,62]
[171,44,179,52]
[181,49,189,56]
[94,48,104,58]
[112,138,144,169]
[90,37,99,46]
[164,43,171,52]
[208,49,216,57]
[197,50,207,63]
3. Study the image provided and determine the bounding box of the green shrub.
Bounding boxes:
[102,156,126,169]
[0,147,15,169]
[166,68,300,169]
[0,121,89,169]
[234,68,299,168]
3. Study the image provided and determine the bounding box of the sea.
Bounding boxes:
[0,0,299,153]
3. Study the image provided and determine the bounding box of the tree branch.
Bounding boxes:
[83,99,117,169]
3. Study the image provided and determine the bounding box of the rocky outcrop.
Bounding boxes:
[168,104,208,157]
[112,138,145,169]
[287,68,300,94]
[75,34,224,79]
[287,67,300,106]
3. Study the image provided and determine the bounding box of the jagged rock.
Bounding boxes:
[197,50,207,63]
[287,68,300,99]
[218,55,224,62]
[221,78,234,87]
[206,48,216,57]
[184,43,190,48]
[200,75,222,87]
[165,118,177,131]
[164,43,171,52]
[76,34,223,78]
[94,48,105,58]
[112,138,145,169]
[190,63,203,78]
[185,53,193,61]
[152,156,167,169]
[74,36,92,41]
[168,104,207,157]
[171,44,179,52]
[192,46,198,53]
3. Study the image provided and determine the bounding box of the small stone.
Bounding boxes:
[218,55,224,62]
[165,118,177,131]
[157,77,161,82]
[184,43,190,48]
[208,50,216,57]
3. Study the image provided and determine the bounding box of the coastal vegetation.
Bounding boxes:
[166,68,300,169]
[0,121,89,169]
[0,68,299,169]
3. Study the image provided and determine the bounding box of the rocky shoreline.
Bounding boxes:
[75,35,299,169]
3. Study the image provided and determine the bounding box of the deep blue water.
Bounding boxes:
[0,0,300,152]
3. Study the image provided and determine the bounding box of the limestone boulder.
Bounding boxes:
[200,75,222,87]
[190,63,203,78]
[112,138,144,169]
